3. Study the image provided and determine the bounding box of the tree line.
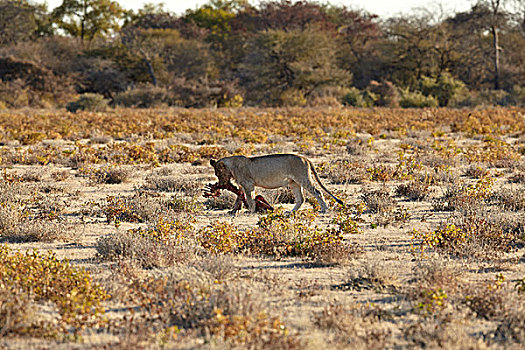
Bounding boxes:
[0,0,524,109]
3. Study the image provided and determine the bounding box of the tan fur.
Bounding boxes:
[210,154,343,214]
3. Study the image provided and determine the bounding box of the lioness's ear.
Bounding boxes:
[210,159,216,167]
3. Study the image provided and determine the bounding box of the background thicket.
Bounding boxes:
[0,0,524,108]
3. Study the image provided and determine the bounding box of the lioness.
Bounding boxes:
[210,154,343,214]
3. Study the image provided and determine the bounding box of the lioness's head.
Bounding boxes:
[210,159,232,185]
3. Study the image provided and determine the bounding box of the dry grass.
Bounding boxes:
[142,174,201,196]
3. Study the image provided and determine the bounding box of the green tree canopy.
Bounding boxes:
[52,0,123,42]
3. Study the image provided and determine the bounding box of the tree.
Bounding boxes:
[120,27,217,86]
[240,26,351,106]
[52,0,123,43]
[184,0,247,48]
[326,6,382,88]
[0,0,51,46]
[232,0,333,32]
[383,15,441,89]
[447,2,513,90]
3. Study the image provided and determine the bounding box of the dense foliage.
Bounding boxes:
[0,0,524,108]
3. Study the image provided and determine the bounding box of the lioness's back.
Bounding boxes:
[249,154,306,170]
[249,154,301,161]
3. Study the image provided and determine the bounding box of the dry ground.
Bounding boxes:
[0,108,524,349]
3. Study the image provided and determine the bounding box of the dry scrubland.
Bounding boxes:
[0,107,525,349]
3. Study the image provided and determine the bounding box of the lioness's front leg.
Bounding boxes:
[241,182,256,213]
[229,196,243,215]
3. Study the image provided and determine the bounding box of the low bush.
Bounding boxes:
[361,187,396,214]
[243,210,338,258]
[197,209,361,264]
[494,305,525,345]
[113,85,173,108]
[272,186,296,204]
[313,302,392,348]
[103,191,180,225]
[432,176,495,212]
[464,165,490,178]
[366,165,398,182]
[198,221,240,254]
[345,138,369,156]
[464,274,510,320]
[420,73,466,107]
[204,190,237,210]
[143,175,201,197]
[491,187,525,211]
[0,179,69,242]
[341,262,399,293]
[0,245,108,336]
[96,217,195,268]
[323,159,367,184]
[412,213,516,260]
[395,177,432,201]
[399,89,439,108]
[342,87,367,107]
[66,93,108,112]
[86,166,132,184]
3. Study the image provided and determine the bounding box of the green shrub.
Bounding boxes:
[420,73,466,107]
[198,221,239,254]
[280,88,307,106]
[479,90,512,106]
[342,87,367,107]
[66,93,109,112]
[399,89,439,108]
[113,85,173,108]
[218,93,244,107]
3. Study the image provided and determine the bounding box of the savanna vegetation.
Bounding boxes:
[0,107,523,348]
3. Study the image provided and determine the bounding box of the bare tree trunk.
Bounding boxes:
[140,49,157,86]
[490,0,502,90]
[144,58,157,86]
[492,25,500,90]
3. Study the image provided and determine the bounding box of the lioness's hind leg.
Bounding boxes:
[289,182,304,212]
[302,181,328,213]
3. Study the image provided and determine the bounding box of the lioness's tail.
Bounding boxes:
[308,160,344,206]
